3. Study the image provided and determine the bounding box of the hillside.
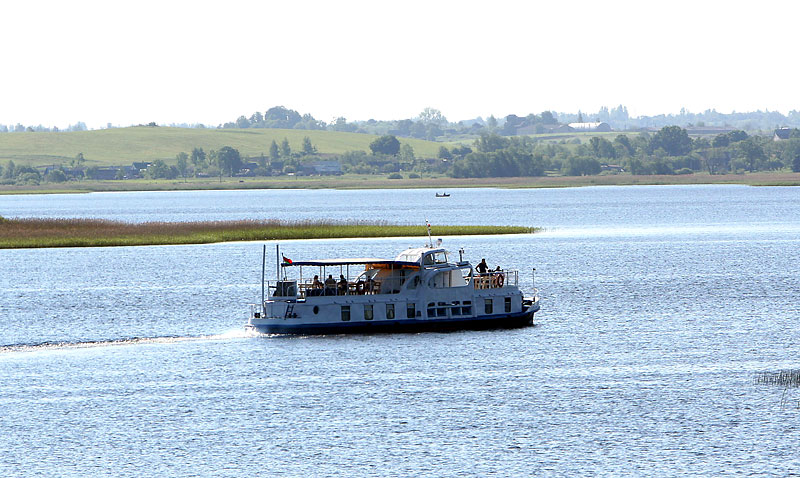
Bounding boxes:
[0,127,443,167]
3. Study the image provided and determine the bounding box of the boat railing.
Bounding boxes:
[473,269,518,289]
[297,280,388,298]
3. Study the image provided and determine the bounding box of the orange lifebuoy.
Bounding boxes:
[497,273,504,287]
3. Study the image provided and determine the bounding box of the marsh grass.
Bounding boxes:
[0,217,535,249]
[755,369,800,388]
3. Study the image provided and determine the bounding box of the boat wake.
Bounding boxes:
[0,328,257,354]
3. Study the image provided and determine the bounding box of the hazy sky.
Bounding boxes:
[2,0,798,129]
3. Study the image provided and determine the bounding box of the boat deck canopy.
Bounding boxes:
[286,258,420,268]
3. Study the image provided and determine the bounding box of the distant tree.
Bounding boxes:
[399,143,415,162]
[176,152,189,182]
[236,115,250,128]
[269,140,280,160]
[474,133,509,153]
[250,111,264,124]
[540,111,557,124]
[590,137,616,159]
[369,135,401,155]
[3,160,15,179]
[264,106,302,128]
[146,160,169,179]
[735,138,765,171]
[46,169,67,183]
[85,166,101,179]
[614,135,634,156]
[418,107,447,126]
[301,136,316,155]
[451,145,473,158]
[562,156,601,176]
[190,147,206,167]
[280,138,291,158]
[712,134,730,148]
[438,146,453,160]
[728,130,748,143]
[649,126,692,156]
[331,117,357,132]
[486,115,498,130]
[217,146,242,176]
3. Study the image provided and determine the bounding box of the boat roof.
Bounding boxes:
[286,258,420,267]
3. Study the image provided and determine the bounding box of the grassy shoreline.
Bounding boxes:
[2,171,800,195]
[0,218,536,249]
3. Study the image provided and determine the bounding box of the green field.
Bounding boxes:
[0,127,443,167]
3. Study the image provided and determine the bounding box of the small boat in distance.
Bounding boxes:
[435,192,450,197]
[246,242,540,335]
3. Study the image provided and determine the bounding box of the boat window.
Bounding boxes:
[423,254,435,265]
[427,302,435,318]
[461,300,472,315]
[341,305,350,322]
[364,304,373,320]
[505,297,512,313]
[407,303,416,319]
[451,301,461,316]
[484,299,493,315]
[386,303,395,319]
[433,252,448,264]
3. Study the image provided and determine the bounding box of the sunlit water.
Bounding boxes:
[2,185,800,476]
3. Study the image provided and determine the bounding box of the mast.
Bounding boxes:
[261,244,266,314]
[276,244,280,280]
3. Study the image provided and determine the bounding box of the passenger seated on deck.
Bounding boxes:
[324,274,336,295]
[312,275,323,289]
[337,275,347,295]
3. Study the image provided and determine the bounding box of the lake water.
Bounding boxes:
[2,185,800,476]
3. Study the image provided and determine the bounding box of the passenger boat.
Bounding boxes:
[246,243,540,335]
[435,192,450,197]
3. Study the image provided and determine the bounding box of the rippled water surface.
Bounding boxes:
[2,185,800,476]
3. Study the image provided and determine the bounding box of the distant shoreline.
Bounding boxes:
[0,218,536,249]
[2,172,800,195]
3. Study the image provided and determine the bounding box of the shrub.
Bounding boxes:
[408,173,420,179]
[387,173,403,179]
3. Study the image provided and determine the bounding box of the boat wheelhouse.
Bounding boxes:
[246,245,539,335]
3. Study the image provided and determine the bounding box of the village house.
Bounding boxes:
[568,122,613,132]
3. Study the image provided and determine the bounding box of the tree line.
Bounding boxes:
[441,127,800,178]
[4,127,800,186]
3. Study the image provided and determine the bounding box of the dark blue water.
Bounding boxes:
[2,186,800,476]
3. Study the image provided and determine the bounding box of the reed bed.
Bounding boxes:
[755,369,800,388]
[0,217,536,249]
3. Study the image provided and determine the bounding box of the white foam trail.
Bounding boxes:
[0,328,255,354]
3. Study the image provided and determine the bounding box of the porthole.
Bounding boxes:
[313,306,319,314]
